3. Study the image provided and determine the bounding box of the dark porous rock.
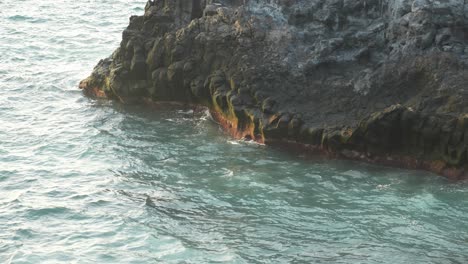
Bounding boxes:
[80,0,468,179]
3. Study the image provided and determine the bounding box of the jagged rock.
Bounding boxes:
[80,0,468,179]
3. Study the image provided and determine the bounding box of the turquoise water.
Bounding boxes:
[1,0,468,263]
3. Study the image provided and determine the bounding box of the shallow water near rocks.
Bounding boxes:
[1,0,468,263]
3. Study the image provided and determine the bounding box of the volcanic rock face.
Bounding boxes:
[80,0,468,179]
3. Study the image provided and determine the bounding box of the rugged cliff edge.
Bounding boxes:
[80,0,468,179]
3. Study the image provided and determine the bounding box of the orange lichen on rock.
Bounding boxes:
[210,110,264,144]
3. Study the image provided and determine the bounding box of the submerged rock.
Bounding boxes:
[80,0,468,179]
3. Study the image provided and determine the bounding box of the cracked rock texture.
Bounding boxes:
[80,0,468,179]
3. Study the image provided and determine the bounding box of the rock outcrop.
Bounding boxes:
[80,0,468,179]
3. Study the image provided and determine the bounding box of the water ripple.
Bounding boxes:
[1,0,468,263]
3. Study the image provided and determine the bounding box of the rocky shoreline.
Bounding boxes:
[80,0,468,179]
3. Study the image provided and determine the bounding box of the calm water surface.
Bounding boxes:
[1,0,468,263]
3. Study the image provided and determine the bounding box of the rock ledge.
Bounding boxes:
[80,0,468,179]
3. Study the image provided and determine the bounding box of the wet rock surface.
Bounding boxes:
[80,0,468,178]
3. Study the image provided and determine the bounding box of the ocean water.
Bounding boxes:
[1,0,468,263]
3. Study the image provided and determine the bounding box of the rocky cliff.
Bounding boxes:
[80,0,468,179]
